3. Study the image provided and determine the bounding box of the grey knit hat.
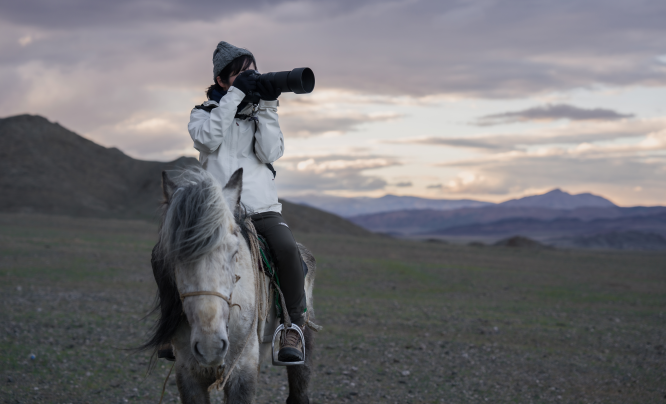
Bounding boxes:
[212,41,254,81]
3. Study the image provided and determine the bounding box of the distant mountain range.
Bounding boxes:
[348,205,666,237]
[0,114,371,237]
[283,194,493,217]
[287,172,665,250]
[285,188,617,218]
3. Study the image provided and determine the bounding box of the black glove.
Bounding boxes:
[257,78,282,101]
[232,70,258,96]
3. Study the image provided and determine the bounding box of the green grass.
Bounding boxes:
[1,213,665,403]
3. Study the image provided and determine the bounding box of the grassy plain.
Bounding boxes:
[1,214,665,404]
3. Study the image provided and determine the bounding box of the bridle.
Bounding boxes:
[180,291,232,305]
[180,291,242,311]
[179,271,242,305]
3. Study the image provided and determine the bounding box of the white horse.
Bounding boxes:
[144,167,317,404]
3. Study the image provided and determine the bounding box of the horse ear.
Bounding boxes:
[222,168,243,210]
[162,171,177,201]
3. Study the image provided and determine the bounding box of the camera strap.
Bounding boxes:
[194,103,259,121]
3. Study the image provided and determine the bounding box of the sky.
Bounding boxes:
[2,0,665,206]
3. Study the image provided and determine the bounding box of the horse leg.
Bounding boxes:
[174,361,213,404]
[219,364,257,404]
[286,326,314,404]
[173,328,215,404]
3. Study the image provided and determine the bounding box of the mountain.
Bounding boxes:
[0,114,371,236]
[286,188,615,218]
[500,188,616,209]
[348,205,666,249]
[0,114,197,220]
[283,194,493,217]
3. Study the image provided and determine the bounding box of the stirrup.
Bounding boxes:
[271,324,305,366]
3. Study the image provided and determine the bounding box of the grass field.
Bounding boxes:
[1,214,665,404]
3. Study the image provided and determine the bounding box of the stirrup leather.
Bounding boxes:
[271,324,305,366]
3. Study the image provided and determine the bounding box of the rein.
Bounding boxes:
[207,218,264,393]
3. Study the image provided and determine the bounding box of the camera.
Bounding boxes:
[243,67,315,103]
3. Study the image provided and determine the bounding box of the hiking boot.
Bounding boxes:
[157,343,175,361]
[277,327,304,363]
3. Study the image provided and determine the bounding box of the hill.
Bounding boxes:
[551,231,666,251]
[0,114,197,220]
[0,114,370,236]
[430,212,666,239]
[500,188,616,209]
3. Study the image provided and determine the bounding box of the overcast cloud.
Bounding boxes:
[1,0,665,203]
[389,119,666,151]
[2,0,666,100]
[275,153,401,193]
[476,104,635,126]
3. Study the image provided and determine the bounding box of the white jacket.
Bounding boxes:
[188,86,284,214]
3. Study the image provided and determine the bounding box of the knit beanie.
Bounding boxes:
[212,41,254,81]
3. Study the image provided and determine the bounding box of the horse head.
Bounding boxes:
[159,167,244,367]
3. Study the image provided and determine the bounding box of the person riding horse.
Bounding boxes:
[156,41,307,363]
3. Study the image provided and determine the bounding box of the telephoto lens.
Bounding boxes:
[244,67,315,102]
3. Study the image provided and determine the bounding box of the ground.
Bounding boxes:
[1,214,665,404]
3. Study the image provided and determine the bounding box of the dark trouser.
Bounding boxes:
[251,211,306,326]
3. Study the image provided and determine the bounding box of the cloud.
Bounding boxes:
[2,0,666,104]
[439,153,666,200]
[444,172,508,195]
[0,0,384,29]
[393,181,413,187]
[431,127,666,200]
[388,118,666,151]
[476,104,634,126]
[280,111,403,137]
[438,129,666,166]
[0,0,281,28]
[426,184,443,189]
[275,153,401,193]
[2,0,665,205]
[86,112,196,161]
[277,91,405,137]
[436,127,666,168]
[0,0,664,158]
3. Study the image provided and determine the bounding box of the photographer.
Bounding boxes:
[187,41,307,363]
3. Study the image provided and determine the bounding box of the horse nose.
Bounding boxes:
[191,336,229,366]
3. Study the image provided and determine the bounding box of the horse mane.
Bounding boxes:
[159,168,230,266]
[140,168,245,359]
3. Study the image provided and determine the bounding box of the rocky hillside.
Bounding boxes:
[0,114,197,220]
